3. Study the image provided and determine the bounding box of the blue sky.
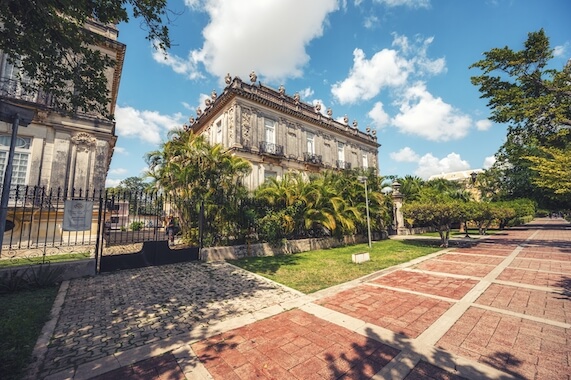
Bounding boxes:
[106,0,571,187]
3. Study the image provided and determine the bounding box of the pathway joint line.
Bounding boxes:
[472,303,571,329]
[367,282,460,303]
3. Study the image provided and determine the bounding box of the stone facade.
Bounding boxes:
[0,19,125,192]
[189,75,380,189]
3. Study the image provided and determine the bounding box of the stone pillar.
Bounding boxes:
[391,181,404,235]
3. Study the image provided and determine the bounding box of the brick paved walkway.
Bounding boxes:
[29,218,571,379]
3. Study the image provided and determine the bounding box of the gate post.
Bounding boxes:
[94,189,104,274]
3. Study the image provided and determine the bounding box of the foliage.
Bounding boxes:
[130,221,145,231]
[229,240,441,294]
[1,263,65,293]
[0,0,172,117]
[470,29,571,208]
[146,129,252,246]
[0,287,58,380]
[0,253,90,269]
[402,197,463,247]
[525,145,571,195]
[253,170,391,243]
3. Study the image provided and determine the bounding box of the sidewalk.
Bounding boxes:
[28,218,571,379]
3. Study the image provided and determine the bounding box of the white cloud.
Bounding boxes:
[373,0,430,8]
[115,105,184,144]
[152,47,203,80]
[392,82,472,141]
[553,42,569,57]
[105,178,122,188]
[363,15,379,29]
[114,147,128,155]
[109,168,128,175]
[414,152,470,179]
[483,155,496,169]
[331,33,444,105]
[368,101,390,128]
[390,147,420,162]
[169,0,338,83]
[299,87,315,99]
[476,119,492,131]
[331,48,411,104]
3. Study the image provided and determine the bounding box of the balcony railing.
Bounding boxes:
[336,160,351,170]
[259,141,284,156]
[0,78,54,107]
[303,152,323,165]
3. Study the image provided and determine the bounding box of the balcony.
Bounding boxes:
[336,160,351,170]
[303,152,323,165]
[259,141,284,156]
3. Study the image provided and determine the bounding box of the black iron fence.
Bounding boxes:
[0,186,179,261]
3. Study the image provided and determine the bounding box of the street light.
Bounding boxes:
[357,176,372,248]
[0,101,35,255]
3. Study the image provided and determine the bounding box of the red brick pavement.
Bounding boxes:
[191,309,400,380]
[518,250,571,262]
[508,257,571,273]
[404,361,467,380]
[450,247,513,256]
[414,259,496,277]
[436,253,505,265]
[371,270,478,300]
[497,267,570,288]
[317,285,453,338]
[475,283,571,324]
[436,307,571,380]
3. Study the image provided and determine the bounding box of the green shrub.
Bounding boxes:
[130,221,144,231]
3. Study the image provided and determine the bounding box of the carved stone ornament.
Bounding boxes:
[278,85,285,95]
[225,73,232,84]
[196,107,202,116]
[205,98,212,107]
[211,90,217,100]
[343,115,349,124]
[249,71,257,83]
[314,103,321,113]
[189,117,195,124]
[71,132,96,152]
[293,93,300,104]
[352,120,358,129]
[327,108,333,117]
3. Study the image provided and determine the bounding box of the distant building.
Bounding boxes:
[428,169,484,183]
[189,74,380,189]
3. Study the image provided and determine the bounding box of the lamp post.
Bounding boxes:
[0,101,35,255]
[464,171,478,238]
[357,176,372,248]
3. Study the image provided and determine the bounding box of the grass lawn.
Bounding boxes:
[0,252,90,269]
[229,239,443,294]
[0,286,59,380]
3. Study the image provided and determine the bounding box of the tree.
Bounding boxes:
[402,198,463,247]
[525,146,571,195]
[145,129,251,245]
[470,29,571,207]
[0,0,172,117]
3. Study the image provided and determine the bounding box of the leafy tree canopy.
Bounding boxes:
[470,29,571,208]
[0,0,172,117]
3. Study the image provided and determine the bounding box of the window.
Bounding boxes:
[337,142,345,162]
[264,119,275,144]
[0,135,31,188]
[264,170,277,182]
[0,54,36,102]
[215,121,222,144]
[362,153,368,169]
[306,132,315,155]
